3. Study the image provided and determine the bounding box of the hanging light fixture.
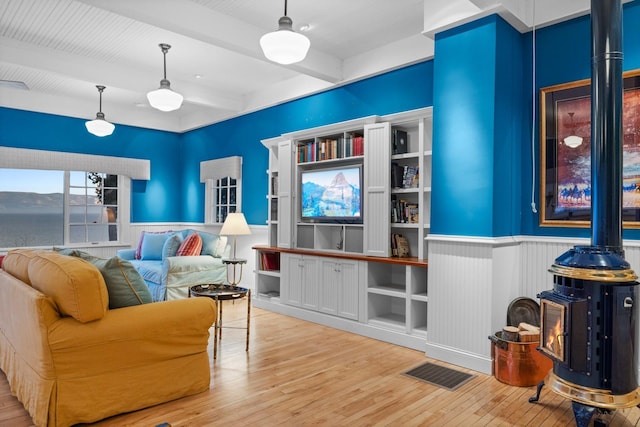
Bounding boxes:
[147,43,183,112]
[260,0,310,65]
[85,85,115,137]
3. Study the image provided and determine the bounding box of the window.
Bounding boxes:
[0,146,150,250]
[201,156,243,224]
[0,169,120,248]
[213,176,237,223]
[69,172,119,243]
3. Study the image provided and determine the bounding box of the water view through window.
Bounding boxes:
[0,169,118,248]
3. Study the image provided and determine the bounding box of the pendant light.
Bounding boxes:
[147,43,183,112]
[85,85,115,137]
[260,0,310,65]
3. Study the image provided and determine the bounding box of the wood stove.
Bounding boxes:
[530,1,640,425]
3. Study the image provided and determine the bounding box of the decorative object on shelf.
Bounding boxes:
[147,43,183,112]
[220,212,251,285]
[392,129,408,154]
[85,85,115,137]
[260,0,310,65]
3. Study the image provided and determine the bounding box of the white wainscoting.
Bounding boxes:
[426,235,640,379]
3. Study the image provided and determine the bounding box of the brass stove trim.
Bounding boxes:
[545,371,640,409]
[549,264,638,282]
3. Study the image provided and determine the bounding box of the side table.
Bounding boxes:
[189,284,250,360]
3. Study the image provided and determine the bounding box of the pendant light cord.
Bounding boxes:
[284,0,288,16]
[530,2,538,214]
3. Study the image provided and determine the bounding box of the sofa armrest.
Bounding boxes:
[47,297,216,376]
[162,255,227,299]
[116,248,136,260]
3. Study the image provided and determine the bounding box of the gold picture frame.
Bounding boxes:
[540,69,640,227]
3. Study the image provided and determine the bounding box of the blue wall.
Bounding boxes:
[431,15,527,237]
[0,61,433,226]
[0,108,184,222]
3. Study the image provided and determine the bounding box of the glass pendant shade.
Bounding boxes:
[260,1,310,65]
[148,44,183,112]
[86,112,115,137]
[147,79,184,112]
[85,85,114,137]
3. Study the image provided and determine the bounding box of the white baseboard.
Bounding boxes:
[425,341,492,375]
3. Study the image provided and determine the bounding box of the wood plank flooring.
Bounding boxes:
[1,299,639,426]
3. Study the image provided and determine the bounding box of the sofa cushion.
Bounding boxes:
[28,252,108,323]
[135,230,173,260]
[198,231,227,257]
[2,248,43,285]
[162,233,183,259]
[140,232,173,260]
[77,254,153,309]
[176,232,202,256]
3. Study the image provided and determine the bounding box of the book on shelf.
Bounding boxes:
[391,233,410,257]
[271,176,278,196]
[402,165,419,188]
[260,252,280,271]
[392,129,408,154]
[391,196,419,224]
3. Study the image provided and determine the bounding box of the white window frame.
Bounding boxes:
[201,156,243,224]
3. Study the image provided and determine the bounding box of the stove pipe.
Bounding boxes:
[590,0,624,252]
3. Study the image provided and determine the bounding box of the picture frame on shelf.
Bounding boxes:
[540,69,640,227]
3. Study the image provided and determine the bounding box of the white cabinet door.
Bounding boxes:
[319,260,339,316]
[277,139,293,248]
[282,253,318,310]
[282,254,302,307]
[319,259,360,320]
[337,260,359,320]
[300,257,319,311]
[363,122,391,257]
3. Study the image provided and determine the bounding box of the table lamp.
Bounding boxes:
[220,213,251,286]
[220,212,251,260]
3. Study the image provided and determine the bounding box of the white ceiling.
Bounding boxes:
[0,0,597,133]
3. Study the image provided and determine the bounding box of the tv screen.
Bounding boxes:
[300,165,362,223]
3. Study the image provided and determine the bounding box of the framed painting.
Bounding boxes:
[540,69,640,227]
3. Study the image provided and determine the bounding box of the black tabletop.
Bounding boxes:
[190,284,249,300]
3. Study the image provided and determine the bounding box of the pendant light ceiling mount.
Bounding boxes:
[85,85,115,137]
[147,43,184,112]
[260,0,310,65]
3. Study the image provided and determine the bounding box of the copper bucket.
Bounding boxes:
[489,331,553,387]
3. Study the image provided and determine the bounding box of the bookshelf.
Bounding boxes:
[255,107,432,352]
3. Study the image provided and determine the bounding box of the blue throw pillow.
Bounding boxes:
[198,231,220,256]
[140,232,172,260]
[162,233,183,259]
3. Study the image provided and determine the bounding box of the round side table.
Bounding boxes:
[189,284,250,360]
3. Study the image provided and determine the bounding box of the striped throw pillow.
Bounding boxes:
[176,232,202,256]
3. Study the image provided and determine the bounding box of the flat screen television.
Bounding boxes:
[300,165,362,223]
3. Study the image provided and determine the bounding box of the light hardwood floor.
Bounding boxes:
[1,299,639,427]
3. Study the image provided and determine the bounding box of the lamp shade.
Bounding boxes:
[260,15,310,65]
[219,212,251,236]
[85,114,115,137]
[147,80,184,112]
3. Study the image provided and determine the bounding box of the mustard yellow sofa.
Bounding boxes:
[0,249,217,427]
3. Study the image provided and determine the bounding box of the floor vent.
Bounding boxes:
[404,362,474,391]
